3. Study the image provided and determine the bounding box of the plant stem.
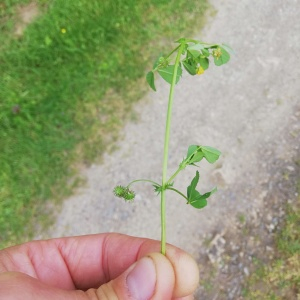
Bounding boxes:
[160,43,185,255]
[166,165,184,186]
[164,44,181,60]
[127,179,160,188]
[166,187,189,202]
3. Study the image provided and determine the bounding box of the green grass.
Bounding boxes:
[0,0,209,248]
[243,196,300,299]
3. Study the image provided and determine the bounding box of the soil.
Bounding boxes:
[42,0,300,299]
[14,2,39,36]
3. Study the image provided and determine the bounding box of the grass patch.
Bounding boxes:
[0,0,209,248]
[243,198,300,299]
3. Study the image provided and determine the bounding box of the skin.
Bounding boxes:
[0,233,199,300]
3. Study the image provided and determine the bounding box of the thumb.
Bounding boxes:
[88,252,175,299]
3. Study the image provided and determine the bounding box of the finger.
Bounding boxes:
[165,246,199,298]
[88,253,175,300]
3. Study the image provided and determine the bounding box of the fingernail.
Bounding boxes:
[126,257,156,300]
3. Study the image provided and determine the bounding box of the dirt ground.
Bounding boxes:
[44,0,300,299]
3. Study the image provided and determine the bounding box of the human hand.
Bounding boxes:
[0,233,199,299]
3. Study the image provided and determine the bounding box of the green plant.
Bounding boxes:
[114,38,232,255]
[0,0,209,249]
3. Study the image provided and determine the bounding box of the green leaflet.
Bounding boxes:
[146,71,156,91]
[201,48,210,57]
[188,43,206,52]
[188,49,201,58]
[187,171,217,209]
[201,146,221,163]
[158,64,182,85]
[221,43,235,55]
[198,57,209,70]
[182,59,197,75]
[185,145,221,165]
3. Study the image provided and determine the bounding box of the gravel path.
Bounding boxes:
[44,0,300,298]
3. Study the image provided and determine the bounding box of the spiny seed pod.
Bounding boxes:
[113,185,127,198]
[113,185,135,201]
[123,189,135,201]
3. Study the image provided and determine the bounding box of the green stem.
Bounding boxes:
[127,179,160,188]
[160,43,185,255]
[166,165,184,186]
[164,44,181,60]
[153,45,180,72]
[166,187,188,202]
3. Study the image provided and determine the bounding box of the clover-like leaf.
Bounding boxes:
[158,64,182,85]
[185,145,204,165]
[187,171,217,209]
[185,145,221,165]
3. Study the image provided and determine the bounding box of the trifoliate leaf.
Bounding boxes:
[146,71,156,91]
[186,171,217,209]
[185,145,221,165]
[185,145,204,165]
[158,64,182,85]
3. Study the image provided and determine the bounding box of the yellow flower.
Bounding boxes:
[212,47,222,60]
[61,28,67,34]
[196,66,205,75]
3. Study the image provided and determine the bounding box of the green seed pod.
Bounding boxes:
[113,185,127,198]
[113,185,135,201]
[123,189,135,201]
